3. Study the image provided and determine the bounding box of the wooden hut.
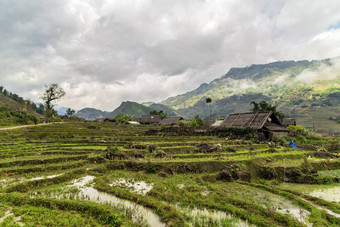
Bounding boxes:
[220,111,289,139]
[159,117,184,126]
[141,115,162,124]
[281,118,296,127]
[103,118,116,124]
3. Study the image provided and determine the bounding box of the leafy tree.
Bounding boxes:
[190,119,197,128]
[115,114,134,124]
[194,115,204,127]
[160,111,168,119]
[337,120,340,124]
[36,103,45,115]
[41,84,65,118]
[150,110,163,115]
[250,101,285,119]
[150,110,168,119]
[66,108,76,117]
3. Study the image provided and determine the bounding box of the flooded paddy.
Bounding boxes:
[69,176,165,227]
[309,186,340,202]
[179,206,253,227]
[109,178,154,195]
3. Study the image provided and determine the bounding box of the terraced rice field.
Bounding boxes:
[0,122,339,226]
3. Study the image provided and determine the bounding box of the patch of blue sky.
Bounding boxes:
[328,20,340,30]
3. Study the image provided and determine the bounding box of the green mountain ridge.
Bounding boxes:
[76,57,339,133]
[76,102,177,120]
[162,57,340,133]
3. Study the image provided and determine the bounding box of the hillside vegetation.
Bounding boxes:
[161,57,340,133]
[77,102,177,120]
[0,106,40,127]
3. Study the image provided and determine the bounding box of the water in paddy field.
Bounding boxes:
[309,186,340,203]
[109,178,154,195]
[178,206,254,227]
[71,176,165,227]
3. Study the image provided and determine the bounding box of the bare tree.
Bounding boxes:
[41,83,65,117]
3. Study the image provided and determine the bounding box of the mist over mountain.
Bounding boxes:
[76,57,340,133]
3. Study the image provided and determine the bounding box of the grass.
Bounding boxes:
[0,122,339,226]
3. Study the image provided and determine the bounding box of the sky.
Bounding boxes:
[1,0,340,112]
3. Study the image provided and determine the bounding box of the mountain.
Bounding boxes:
[76,108,110,120]
[161,57,340,134]
[76,102,178,120]
[108,101,152,118]
[148,103,177,116]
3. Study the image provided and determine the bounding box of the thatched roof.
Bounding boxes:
[281,118,296,127]
[141,115,162,124]
[210,120,224,128]
[159,117,183,125]
[220,111,288,131]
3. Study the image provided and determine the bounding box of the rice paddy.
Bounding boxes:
[0,122,339,226]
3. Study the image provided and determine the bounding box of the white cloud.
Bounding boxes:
[295,57,340,84]
[0,0,340,110]
[225,78,258,92]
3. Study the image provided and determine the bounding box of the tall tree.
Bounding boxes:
[250,101,285,119]
[41,84,65,117]
[66,108,75,117]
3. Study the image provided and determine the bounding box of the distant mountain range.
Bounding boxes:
[76,102,177,120]
[76,57,340,133]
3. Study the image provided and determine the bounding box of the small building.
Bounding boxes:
[281,118,296,127]
[141,115,162,124]
[159,117,184,126]
[127,121,140,125]
[220,111,289,140]
[210,120,224,128]
[103,118,116,124]
[132,118,141,123]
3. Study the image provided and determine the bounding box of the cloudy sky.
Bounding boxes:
[1,0,340,111]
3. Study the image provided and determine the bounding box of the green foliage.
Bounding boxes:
[114,114,133,124]
[0,106,40,126]
[160,111,169,119]
[189,119,197,128]
[287,125,307,134]
[194,115,204,127]
[66,108,76,117]
[250,101,285,119]
[150,110,169,120]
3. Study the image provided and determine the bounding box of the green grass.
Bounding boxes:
[0,122,339,226]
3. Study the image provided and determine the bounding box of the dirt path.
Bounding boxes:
[0,122,64,131]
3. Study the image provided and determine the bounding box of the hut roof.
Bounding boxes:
[159,117,183,125]
[264,123,289,132]
[220,111,283,130]
[281,118,296,127]
[210,120,224,128]
[141,115,162,124]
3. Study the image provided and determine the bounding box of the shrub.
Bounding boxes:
[288,125,307,136]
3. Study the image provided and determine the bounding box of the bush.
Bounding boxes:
[288,125,307,136]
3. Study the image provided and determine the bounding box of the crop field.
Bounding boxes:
[0,122,339,226]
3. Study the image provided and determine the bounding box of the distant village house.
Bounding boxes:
[219,111,289,140]
[159,117,184,126]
